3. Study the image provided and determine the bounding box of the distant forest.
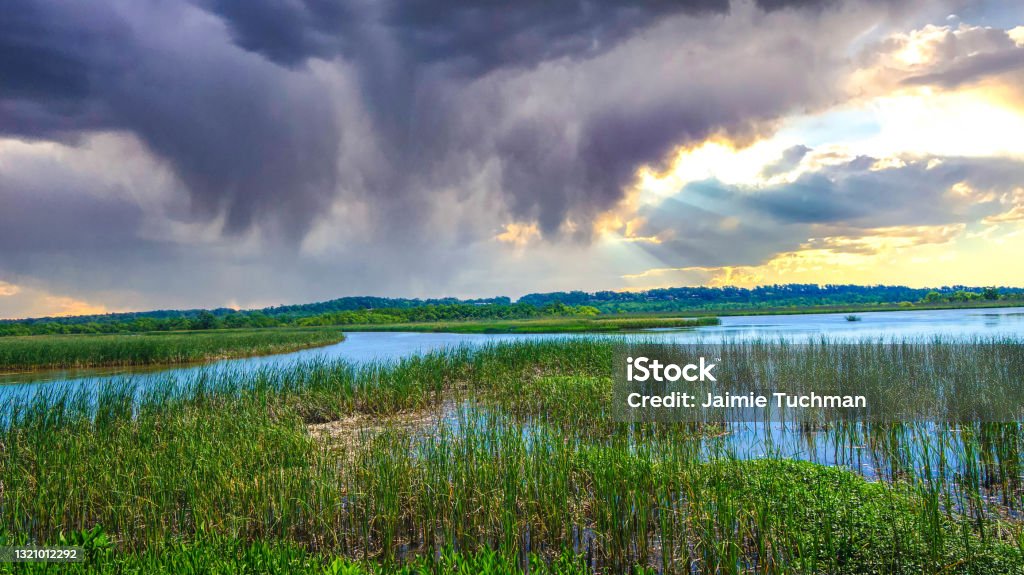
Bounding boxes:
[2,284,1023,336]
[518,284,1024,312]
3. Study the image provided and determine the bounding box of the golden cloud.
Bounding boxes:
[1011,27,1024,47]
[802,224,966,255]
[494,222,541,247]
[41,296,108,317]
[0,281,20,297]
[621,223,968,289]
[984,205,1024,224]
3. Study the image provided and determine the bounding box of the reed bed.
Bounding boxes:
[1,338,1023,573]
[0,328,345,371]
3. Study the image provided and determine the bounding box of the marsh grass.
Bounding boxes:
[1,339,1023,573]
[0,535,602,574]
[0,328,345,371]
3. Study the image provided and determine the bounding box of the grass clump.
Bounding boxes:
[0,327,344,371]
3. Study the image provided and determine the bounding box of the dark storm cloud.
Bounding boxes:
[755,0,835,11]
[633,156,1024,267]
[0,0,869,246]
[490,91,776,236]
[189,0,754,239]
[103,56,341,238]
[0,1,131,136]
[1,2,94,102]
[200,0,354,66]
[490,104,739,236]
[450,0,872,237]
[201,0,730,72]
[1,0,340,239]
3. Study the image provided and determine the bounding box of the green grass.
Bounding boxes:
[1,339,1023,573]
[0,327,345,371]
[339,315,720,333]
[0,534,602,574]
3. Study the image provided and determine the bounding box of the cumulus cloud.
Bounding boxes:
[628,155,1024,269]
[851,19,1024,95]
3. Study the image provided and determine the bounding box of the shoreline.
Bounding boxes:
[615,300,1024,319]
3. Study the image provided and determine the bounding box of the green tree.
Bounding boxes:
[194,311,218,330]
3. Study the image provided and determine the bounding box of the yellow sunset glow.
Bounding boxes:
[634,138,800,203]
[495,222,541,247]
[621,220,1024,290]
[41,296,109,317]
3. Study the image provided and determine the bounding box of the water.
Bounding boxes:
[4,306,1024,393]
[5,306,1024,503]
[689,306,1024,340]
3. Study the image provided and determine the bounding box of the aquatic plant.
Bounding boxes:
[1,338,1023,573]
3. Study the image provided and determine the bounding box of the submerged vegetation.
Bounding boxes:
[0,328,344,371]
[1,339,1023,572]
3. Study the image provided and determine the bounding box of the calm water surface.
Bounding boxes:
[3,306,1023,393]
[4,306,1024,482]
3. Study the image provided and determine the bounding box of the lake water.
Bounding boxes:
[5,306,1024,490]
[3,306,1024,394]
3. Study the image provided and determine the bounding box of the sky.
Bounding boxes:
[2,0,1024,319]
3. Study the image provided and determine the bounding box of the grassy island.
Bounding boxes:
[0,327,345,372]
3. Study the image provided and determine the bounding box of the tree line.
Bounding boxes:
[3,284,1022,336]
[0,303,598,337]
[519,284,1023,312]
